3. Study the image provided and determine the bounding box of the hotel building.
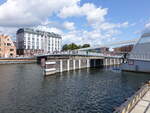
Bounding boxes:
[0,35,16,58]
[16,28,62,56]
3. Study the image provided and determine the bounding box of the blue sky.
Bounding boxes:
[0,0,150,46]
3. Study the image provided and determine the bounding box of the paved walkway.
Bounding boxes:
[130,90,150,113]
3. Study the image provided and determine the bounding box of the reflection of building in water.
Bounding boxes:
[0,35,16,58]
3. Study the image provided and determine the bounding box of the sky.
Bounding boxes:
[0,0,150,46]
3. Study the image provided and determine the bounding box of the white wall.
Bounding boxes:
[21,32,62,53]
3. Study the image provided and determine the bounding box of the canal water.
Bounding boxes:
[0,64,150,113]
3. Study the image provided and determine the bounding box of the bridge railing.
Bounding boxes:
[37,50,123,58]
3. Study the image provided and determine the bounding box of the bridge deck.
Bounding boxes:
[130,89,150,113]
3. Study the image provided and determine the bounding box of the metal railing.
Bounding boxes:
[129,53,150,61]
[36,50,123,58]
[114,82,150,113]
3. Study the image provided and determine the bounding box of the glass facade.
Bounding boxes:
[129,33,150,60]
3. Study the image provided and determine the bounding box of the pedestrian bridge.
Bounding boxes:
[36,51,123,59]
[36,51,123,76]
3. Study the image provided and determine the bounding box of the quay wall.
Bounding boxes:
[0,57,36,64]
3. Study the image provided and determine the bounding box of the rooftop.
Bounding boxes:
[17,28,62,38]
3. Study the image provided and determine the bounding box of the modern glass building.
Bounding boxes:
[129,32,150,60]
[121,31,150,73]
[16,28,62,56]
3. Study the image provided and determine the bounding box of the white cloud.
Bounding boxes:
[82,4,107,25]
[59,3,108,26]
[62,28,119,46]
[96,21,129,30]
[0,0,131,46]
[63,21,75,30]
[145,22,150,28]
[0,0,80,27]
[142,21,150,34]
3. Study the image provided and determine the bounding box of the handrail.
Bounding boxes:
[114,82,150,113]
[36,51,123,58]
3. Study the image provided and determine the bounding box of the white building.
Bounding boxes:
[16,28,62,56]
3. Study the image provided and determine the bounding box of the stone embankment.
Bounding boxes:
[0,57,36,64]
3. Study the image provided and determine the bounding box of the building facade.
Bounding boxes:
[113,45,133,53]
[0,35,16,58]
[94,47,109,53]
[121,32,150,73]
[16,28,62,56]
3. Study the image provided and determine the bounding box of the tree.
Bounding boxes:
[82,44,90,48]
[68,43,79,50]
[62,44,68,51]
[62,43,90,51]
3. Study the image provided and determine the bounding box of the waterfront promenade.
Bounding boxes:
[130,89,150,113]
[114,82,150,113]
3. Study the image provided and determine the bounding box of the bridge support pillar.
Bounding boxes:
[106,59,108,66]
[120,59,122,64]
[114,59,116,65]
[79,59,81,69]
[118,59,120,64]
[112,59,114,65]
[116,59,119,64]
[104,58,108,66]
[60,60,63,72]
[110,59,112,65]
[67,60,70,71]
[111,59,114,65]
[73,60,76,70]
[87,59,90,68]
[107,59,110,65]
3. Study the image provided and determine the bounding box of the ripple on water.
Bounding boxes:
[0,64,150,113]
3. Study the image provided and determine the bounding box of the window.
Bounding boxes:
[7,43,11,46]
[10,49,14,51]
[138,36,150,44]
[10,53,13,56]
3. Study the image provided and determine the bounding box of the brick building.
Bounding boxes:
[94,47,109,53]
[113,45,133,53]
[0,35,16,58]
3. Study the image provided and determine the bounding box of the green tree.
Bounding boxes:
[62,43,91,51]
[62,44,68,50]
[68,43,79,50]
[82,44,90,48]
